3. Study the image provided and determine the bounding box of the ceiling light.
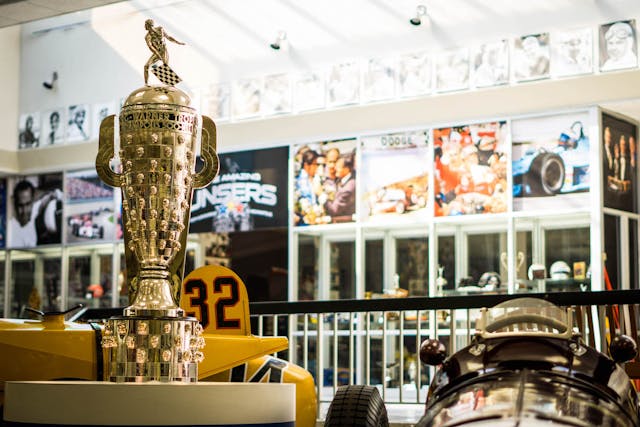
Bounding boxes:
[409,5,427,26]
[270,30,287,50]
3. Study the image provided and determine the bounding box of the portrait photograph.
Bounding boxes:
[66,104,91,143]
[362,56,396,103]
[327,61,360,107]
[513,33,551,82]
[8,173,63,248]
[201,83,230,121]
[18,112,41,149]
[91,102,117,140]
[435,48,470,93]
[602,112,638,212]
[599,19,638,72]
[512,112,591,212]
[293,138,357,226]
[360,131,430,223]
[261,73,292,116]
[471,40,509,88]
[232,77,262,119]
[434,121,508,216]
[551,28,593,77]
[294,70,326,112]
[42,108,65,146]
[398,51,432,97]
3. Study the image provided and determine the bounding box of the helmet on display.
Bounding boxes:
[550,261,572,280]
[478,271,501,288]
[527,263,547,280]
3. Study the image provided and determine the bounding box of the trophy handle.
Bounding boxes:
[193,115,220,189]
[95,115,122,187]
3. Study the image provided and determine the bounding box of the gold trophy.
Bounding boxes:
[96,19,219,382]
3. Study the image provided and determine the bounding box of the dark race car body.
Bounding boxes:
[417,298,639,427]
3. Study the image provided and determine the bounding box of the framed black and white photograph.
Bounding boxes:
[262,73,292,116]
[435,48,470,92]
[551,28,593,77]
[294,70,326,112]
[8,173,63,248]
[18,112,41,149]
[91,102,117,140]
[66,104,91,143]
[232,77,262,119]
[201,83,230,121]
[362,57,396,103]
[599,20,638,72]
[471,40,509,88]
[514,33,550,82]
[42,108,65,146]
[327,61,360,107]
[398,51,431,97]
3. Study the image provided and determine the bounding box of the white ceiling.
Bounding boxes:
[0,0,123,28]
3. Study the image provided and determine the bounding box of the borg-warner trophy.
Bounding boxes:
[96,19,219,382]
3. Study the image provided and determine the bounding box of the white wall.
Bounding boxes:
[0,25,20,151]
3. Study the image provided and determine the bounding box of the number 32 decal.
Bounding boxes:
[183,276,240,329]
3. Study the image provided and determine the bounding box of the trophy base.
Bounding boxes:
[102,316,203,383]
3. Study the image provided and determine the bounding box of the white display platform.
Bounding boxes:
[3,381,295,426]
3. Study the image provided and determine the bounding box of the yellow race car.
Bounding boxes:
[0,265,317,427]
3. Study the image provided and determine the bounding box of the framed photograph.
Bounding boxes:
[398,51,431,97]
[42,108,65,146]
[434,121,508,216]
[262,73,292,116]
[551,28,593,77]
[190,147,289,233]
[232,77,262,119]
[64,169,116,243]
[435,48,470,92]
[8,173,63,248]
[91,102,117,140]
[18,112,41,149]
[66,104,91,143]
[602,112,638,212]
[294,70,326,112]
[513,33,550,81]
[360,131,430,223]
[471,40,509,87]
[293,139,357,226]
[202,83,230,121]
[512,112,591,212]
[599,20,638,72]
[327,61,360,107]
[362,57,396,103]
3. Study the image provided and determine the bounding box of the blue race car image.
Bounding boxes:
[513,121,590,197]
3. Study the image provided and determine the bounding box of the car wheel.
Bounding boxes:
[528,154,565,196]
[395,202,406,214]
[324,385,389,427]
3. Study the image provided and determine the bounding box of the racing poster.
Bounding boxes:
[434,121,508,216]
[0,179,5,248]
[360,131,429,223]
[512,112,591,212]
[293,138,357,226]
[602,113,638,213]
[8,173,63,248]
[65,169,116,243]
[190,146,288,233]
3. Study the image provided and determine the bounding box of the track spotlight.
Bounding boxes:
[409,5,427,26]
[43,71,58,90]
[270,30,287,50]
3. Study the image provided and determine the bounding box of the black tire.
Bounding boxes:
[527,153,565,196]
[324,385,389,427]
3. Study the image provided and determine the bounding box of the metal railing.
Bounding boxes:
[249,290,640,413]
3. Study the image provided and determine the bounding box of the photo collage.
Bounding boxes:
[17,19,638,150]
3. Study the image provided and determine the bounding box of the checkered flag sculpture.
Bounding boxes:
[152,63,182,86]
